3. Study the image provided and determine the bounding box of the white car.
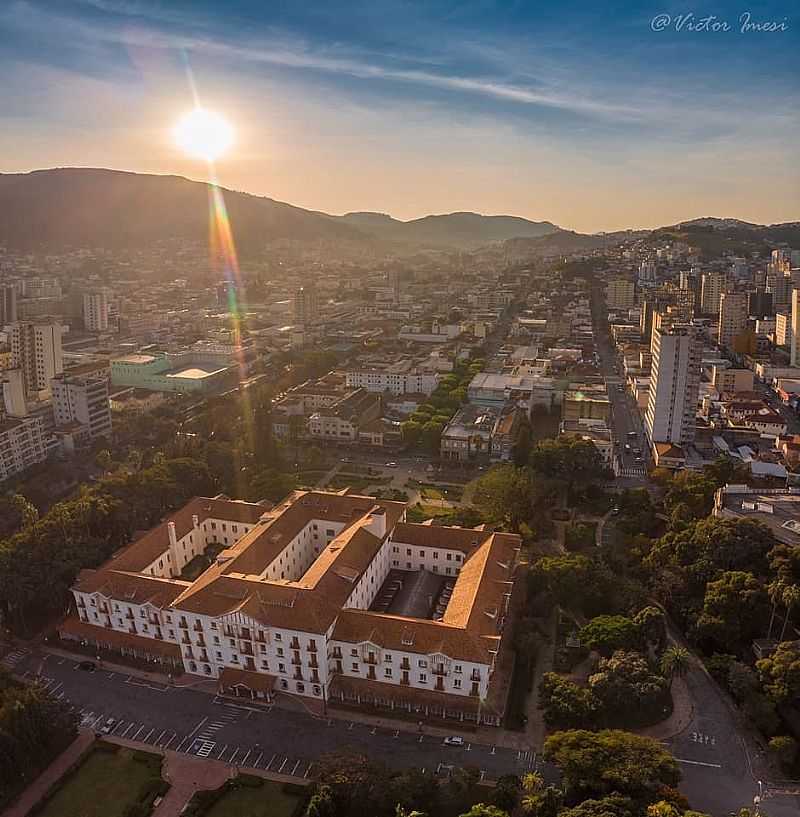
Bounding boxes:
[443,736,465,747]
[99,717,117,735]
[385,461,398,468]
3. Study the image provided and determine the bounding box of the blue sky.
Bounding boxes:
[1,0,798,231]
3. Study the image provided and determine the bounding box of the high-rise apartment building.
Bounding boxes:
[717,292,748,350]
[638,260,657,287]
[700,270,728,315]
[791,289,800,368]
[10,321,64,397]
[83,290,109,332]
[0,285,17,325]
[645,324,701,447]
[606,279,636,310]
[51,371,112,441]
[294,281,319,325]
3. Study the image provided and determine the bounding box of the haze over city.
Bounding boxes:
[1,0,798,231]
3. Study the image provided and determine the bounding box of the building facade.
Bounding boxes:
[717,292,748,350]
[64,491,520,724]
[10,321,64,397]
[645,324,701,447]
[52,371,113,442]
[606,279,636,311]
[83,290,110,332]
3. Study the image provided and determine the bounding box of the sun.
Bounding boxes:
[173,108,234,162]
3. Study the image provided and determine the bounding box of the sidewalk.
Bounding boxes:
[1,731,95,817]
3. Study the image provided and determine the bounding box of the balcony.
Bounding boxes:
[179,620,189,629]
[470,671,481,682]
[195,636,206,648]
[290,638,300,650]
[400,660,411,671]
[433,666,447,676]
[149,616,160,626]
[181,635,191,645]
[307,642,317,653]
[223,627,234,638]
[291,656,302,666]
[193,622,203,632]
[364,656,378,665]
[331,648,342,660]
[125,611,134,621]
[241,645,253,657]
[308,656,319,669]
[293,670,304,681]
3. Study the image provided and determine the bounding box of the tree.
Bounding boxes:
[489,775,520,813]
[543,729,680,806]
[458,806,508,817]
[634,607,667,651]
[778,584,800,641]
[529,437,607,496]
[469,466,539,530]
[757,641,800,703]
[539,673,598,730]
[694,571,768,654]
[768,735,799,772]
[589,651,670,727]
[660,646,691,689]
[306,785,338,817]
[559,794,636,817]
[579,616,640,656]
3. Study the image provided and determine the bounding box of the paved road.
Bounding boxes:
[14,651,540,784]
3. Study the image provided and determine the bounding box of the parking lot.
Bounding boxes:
[17,653,538,785]
[371,569,455,620]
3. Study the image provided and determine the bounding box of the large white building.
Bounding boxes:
[645,324,701,447]
[10,321,64,397]
[345,368,439,396]
[791,289,800,368]
[64,491,519,724]
[83,290,110,332]
[700,271,727,315]
[52,370,113,442]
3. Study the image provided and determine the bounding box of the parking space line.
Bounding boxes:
[163,733,177,749]
[267,754,276,770]
[303,763,315,779]
[229,748,240,764]
[253,752,263,768]
[143,728,155,743]
[175,735,190,752]
[123,723,135,738]
[133,725,146,740]
[92,714,104,728]
[278,757,288,773]
[241,750,251,765]
[290,759,300,776]
[112,721,126,735]
[156,730,167,745]
[216,744,228,759]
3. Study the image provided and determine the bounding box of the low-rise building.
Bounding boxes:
[0,415,47,481]
[63,490,521,725]
[308,388,382,442]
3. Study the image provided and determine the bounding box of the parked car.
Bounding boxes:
[443,736,465,747]
[77,661,96,672]
[99,717,117,735]
[385,462,398,468]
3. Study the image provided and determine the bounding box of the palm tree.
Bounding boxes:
[660,645,691,688]
[520,772,562,817]
[778,584,800,641]
[767,578,787,639]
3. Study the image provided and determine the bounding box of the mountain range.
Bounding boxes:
[0,168,561,254]
[0,168,795,256]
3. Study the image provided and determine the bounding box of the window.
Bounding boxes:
[433,552,438,560]
[277,647,284,657]
[392,546,399,553]
[406,548,411,556]
[385,667,392,677]
[279,663,286,673]
[384,653,392,662]
[229,639,235,648]
[406,562,411,569]
[455,554,462,562]
[418,660,427,668]
[216,651,223,659]
[210,621,217,629]
[454,679,462,689]
[231,654,239,663]
[213,636,220,645]
[352,662,359,672]
[351,648,358,657]
[275,633,282,641]
[419,674,427,683]
[446,553,452,560]
[454,665,462,674]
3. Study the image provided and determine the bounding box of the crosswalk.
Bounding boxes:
[1,648,29,670]
[516,749,536,771]
[618,466,647,478]
[196,704,241,742]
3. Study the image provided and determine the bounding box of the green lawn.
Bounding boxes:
[200,778,305,817]
[36,746,165,817]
